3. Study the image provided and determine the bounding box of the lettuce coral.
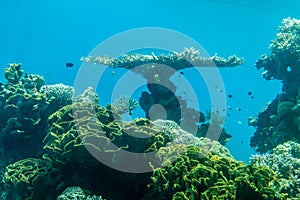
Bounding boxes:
[2,158,60,200]
[147,145,283,200]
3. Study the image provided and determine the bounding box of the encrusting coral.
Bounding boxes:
[249,17,300,153]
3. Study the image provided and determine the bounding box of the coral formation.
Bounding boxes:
[250,17,300,153]
[147,144,283,200]
[0,64,74,163]
[57,186,105,200]
[82,48,238,145]
[81,47,244,69]
[2,158,60,200]
[40,83,74,108]
[249,141,300,199]
[111,96,138,115]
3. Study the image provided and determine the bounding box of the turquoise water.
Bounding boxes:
[1,0,300,199]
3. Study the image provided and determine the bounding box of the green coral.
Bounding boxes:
[4,63,23,84]
[0,64,74,163]
[2,158,60,200]
[147,145,282,200]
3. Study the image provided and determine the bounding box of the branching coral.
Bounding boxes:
[57,186,105,200]
[249,141,300,199]
[40,83,74,108]
[111,96,138,115]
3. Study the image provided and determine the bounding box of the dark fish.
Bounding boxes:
[66,62,74,68]
[236,108,241,111]
[180,71,184,74]
[248,91,252,95]
[228,94,233,98]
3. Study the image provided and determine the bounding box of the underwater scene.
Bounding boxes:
[1,0,300,199]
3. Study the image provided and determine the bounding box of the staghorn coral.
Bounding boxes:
[2,158,60,200]
[249,141,300,199]
[147,144,283,200]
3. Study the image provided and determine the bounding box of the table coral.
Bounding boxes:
[81,48,240,145]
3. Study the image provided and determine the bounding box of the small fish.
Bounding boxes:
[248,91,252,95]
[180,71,184,75]
[228,94,233,98]
[66,62,74,68]
[236,108,241,111]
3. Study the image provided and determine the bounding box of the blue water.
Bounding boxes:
[1,0,299,162]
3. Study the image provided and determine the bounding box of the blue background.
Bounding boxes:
[1,0,299,161]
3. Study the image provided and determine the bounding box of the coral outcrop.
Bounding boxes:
[0,64,74,163]
[250,18,300,153]
[82,48,240,145]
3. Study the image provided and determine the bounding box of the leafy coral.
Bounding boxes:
[147,145,282,200]
[2,158,60,200]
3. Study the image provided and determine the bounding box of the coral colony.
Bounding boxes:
[0,17,300,199]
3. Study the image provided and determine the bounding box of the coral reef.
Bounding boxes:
[0,64,74,163]
[2,158,60,200]
[249,141,300,199]
[147,144,283,200]
[250,18,300,153]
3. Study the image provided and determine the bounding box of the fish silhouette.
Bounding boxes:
[66,62,74,68]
